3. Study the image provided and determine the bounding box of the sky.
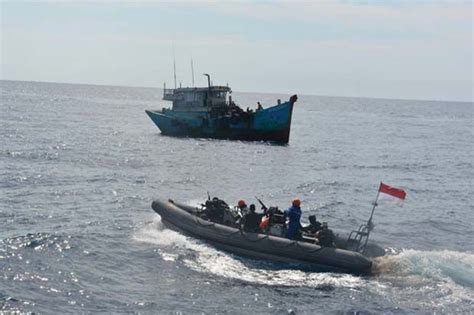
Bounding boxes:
[1,1,473,102]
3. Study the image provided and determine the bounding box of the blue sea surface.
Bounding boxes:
[1,80,473,313]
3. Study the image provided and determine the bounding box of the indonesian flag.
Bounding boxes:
[378,182,406,202]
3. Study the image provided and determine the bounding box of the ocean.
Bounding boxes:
[1,80,473,314]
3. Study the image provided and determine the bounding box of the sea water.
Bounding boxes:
[1,80,473,313]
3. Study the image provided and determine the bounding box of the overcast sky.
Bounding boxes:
[1,1,472,101]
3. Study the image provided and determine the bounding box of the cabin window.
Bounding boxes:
[185,93,195,102]
[212,91,226,99]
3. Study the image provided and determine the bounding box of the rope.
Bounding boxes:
[194,215,216,227]
[194,215,244,237]
[239,229,269,242]
[295,239,326,253]
[266,236,297,249]
[191,212,321,251]
[213,228,242,238]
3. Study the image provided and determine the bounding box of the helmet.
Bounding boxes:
[292,198,301,207]
[238,200,246,207]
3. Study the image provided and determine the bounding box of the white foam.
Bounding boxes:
[184,251,364,288]
[373,249,474,307]
[132,215,188,247]
[374,249,474,285]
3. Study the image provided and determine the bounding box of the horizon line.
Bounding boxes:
[1,78,472,104]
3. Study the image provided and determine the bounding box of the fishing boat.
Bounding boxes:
[151,198,386,274]
[145,74,297,144]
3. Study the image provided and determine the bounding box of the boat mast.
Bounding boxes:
[191,57,195,87]
[173,45,177,89]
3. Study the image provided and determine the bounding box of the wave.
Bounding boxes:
[2,232,73,257]
[374,249,474,288]
[0,294,26,314]
[2,150,60,161]
[351,163,436,171]
[296,180,350,193]
[133,215,474,309]
[373,249,474,308]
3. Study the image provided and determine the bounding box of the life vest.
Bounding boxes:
[259,216,270,230]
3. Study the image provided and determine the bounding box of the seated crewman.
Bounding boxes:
[241,204,261,233]
[302,215,322,235]
[316,222,336,247]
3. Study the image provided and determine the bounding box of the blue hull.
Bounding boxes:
[145,100,295,143]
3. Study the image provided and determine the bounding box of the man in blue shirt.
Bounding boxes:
[285,199,302,240]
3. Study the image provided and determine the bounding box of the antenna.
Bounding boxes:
[173,44,177,89]
[191,57,195,87]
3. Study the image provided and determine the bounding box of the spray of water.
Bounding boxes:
[133,213,474,309]
[375,249,474,285]
[372,249,474,308]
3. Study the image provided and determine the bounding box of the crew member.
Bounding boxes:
[316,222,336,247]
[237,199,248,214]
[285,198,302,240]
[256,102,263,111]
[241,204,261,233]
[302,215,322,235]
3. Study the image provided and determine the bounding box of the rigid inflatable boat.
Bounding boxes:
[151,199,385,274]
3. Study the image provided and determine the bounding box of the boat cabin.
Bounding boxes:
[163,86,231,112]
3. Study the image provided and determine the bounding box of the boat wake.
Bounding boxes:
[374,249,474,286]
[133,215,474,310]
[372,249,474,310]
[133,215,365,289]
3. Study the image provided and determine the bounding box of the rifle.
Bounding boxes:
[255,196,268,211]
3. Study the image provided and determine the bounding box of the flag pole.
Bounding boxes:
[367,182,382,228]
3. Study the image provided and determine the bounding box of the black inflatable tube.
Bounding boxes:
[152,199,373,274]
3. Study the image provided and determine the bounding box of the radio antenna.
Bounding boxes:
[173,44,177,89]
[191,57,195,87]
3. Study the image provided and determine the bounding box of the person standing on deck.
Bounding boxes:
[237,200,248,215]
[285,199,302,240]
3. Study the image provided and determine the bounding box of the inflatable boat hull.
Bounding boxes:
[152,199,373,274]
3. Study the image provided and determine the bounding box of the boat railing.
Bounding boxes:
[347,224,370,253]
[163,88,175,98]
[163,88,185,101]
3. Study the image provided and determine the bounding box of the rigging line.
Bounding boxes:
[194,215,215,227]
[294,240,326,253]
[266,237,297,249]
[239,229,269,242]
[191,57,195,87]
[193,215,243,237]
[173,43,177,89]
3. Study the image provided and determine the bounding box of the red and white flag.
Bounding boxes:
[377,182,406,202]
